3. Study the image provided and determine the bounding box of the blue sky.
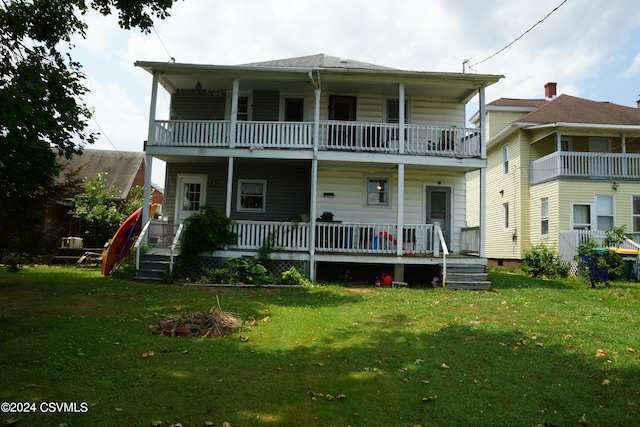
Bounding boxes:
[69,0,640,186]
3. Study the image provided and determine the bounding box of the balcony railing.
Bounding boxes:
[152,120,481,157]
[531,152,640,184]
[228,221,437,255]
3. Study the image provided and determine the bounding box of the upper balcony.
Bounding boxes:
[530,151,640,184]
[151,119,481,158]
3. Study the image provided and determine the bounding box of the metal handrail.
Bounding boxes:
[169,223,184,273]
[135,219,153,271]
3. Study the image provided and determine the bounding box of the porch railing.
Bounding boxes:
[460,226,480,255]
[232,221,310,251]
[558,230,640,265]
[152,120,480,157]
[229,221,435,255]
[531,152,640,184]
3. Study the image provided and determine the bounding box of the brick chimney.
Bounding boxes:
[545,82,557,99]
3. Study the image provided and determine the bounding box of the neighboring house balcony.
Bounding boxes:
[530,151,640,185]
[151,120,481,159]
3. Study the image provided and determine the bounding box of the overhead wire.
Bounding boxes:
[470,0,569,69]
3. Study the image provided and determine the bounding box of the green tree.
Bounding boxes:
[72,172,143,245]
[576,226,628,287]
[0,0,178,253]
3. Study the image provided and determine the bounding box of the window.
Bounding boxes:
[633,196,640,232]
[502,145,509,175]
[237,180,266,212]
[595,195,614,230]
[560,137,572,152]
[540,198,549,236]
[237,96,249,121]
[572,203,592,230]
[182,183,202,212]
[284,97,305,122]
[386,99,408,123]
[367,178,389,206]
[502,202,509,229]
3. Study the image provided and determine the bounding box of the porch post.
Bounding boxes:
[229,79,239,148]
[478,87,487,258]
[225,157,234,217]
[556,130,562,176]
[622,133,627,176]
[396,163,405,256]
[398,83,405,154]
[313,72,321,153]
[309,157,318,281]
[142,72,159,225]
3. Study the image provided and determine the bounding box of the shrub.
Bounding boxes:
[576,239,623,288]
[178,206,237,278]
[521,243,569,279]
[278,266,311,286]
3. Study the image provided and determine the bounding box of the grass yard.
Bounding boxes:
[1,266,639,426]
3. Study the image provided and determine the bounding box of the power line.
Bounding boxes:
[91,115,121,153]
[469,0,569,69]
[152,25,175,63]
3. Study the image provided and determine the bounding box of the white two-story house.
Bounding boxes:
[136,54,502,288]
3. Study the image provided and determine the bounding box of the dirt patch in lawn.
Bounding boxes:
[149,309,242,338]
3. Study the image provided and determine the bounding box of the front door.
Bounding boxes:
[426,186,451,249]
[175,174,207,223]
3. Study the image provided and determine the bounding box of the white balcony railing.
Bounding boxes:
[460,226,480,255]
[531,152,640,184]
[151,120,481,157]
[232,221,310,251]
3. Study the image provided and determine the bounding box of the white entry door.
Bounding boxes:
[175,174,207,223]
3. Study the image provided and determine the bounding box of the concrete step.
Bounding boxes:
[446,280,492,290]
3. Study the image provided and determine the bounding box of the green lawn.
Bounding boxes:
[1,266,639,426]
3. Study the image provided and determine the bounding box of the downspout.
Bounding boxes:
[142,72,159,226]
[478,87,487,258]
[308,70,321,281]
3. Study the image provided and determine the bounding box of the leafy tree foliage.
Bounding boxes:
[0,0,178,253]
[576,226,628,287]
[71,172,143,245]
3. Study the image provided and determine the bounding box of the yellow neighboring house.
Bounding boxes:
[468,83,640,269]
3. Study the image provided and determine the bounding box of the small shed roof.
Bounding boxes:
[57,149,145,200]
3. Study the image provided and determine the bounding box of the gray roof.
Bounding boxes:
[241,53,398,71]
[56,149,145,200]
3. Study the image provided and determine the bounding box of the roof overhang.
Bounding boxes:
[135,60,503,103]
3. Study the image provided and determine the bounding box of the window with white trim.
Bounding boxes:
[503,202,509,229]
[572,203,592,230]
[595,195,614,230]
[633,196,640,232]
[367,178,389,206]
[386,99,408,124]
[540,197,549,236]
[502,145,509,175]
[237,180,266,212]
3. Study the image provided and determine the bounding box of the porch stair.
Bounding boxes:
[134,252,171,283]
[445,265,491,290]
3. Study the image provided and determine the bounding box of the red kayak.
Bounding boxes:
[101,204,157,275]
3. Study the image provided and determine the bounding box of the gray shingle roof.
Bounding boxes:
[56,149,144,200]
[241,53,398,71]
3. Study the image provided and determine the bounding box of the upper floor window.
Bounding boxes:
[502,145,509,175]
[540,197,549,236]
[237,180,266,212]
[367,178,389,206]
[386,99,408,124]
[237,96,249,121]
[560,137,572,152]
